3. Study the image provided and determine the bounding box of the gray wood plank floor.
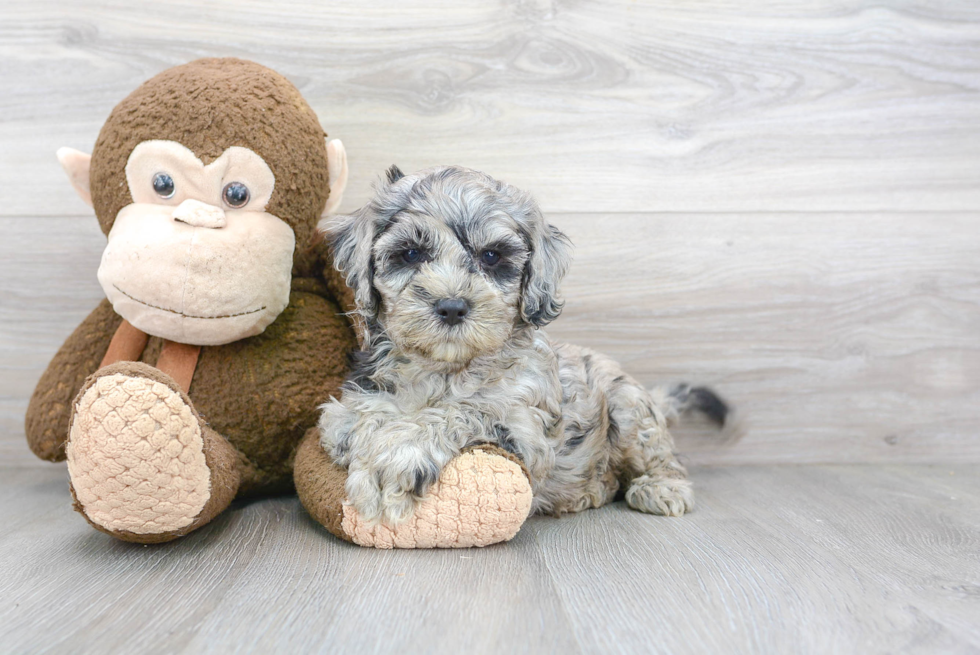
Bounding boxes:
[1,464,978,654]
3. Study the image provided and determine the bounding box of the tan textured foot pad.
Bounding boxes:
[342,448,533,549]
[67,373,211,535]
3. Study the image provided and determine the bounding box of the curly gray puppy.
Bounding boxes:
[318,165,727,526]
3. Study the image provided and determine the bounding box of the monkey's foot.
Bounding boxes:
[295,434,533,549]
[66,362,239,543]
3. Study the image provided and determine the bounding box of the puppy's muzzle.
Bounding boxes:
[433,298,470,326]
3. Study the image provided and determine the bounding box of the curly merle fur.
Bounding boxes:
[318,165,727,526]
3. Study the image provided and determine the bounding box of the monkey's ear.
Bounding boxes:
[56,147,93,208]
[322,139,348,217]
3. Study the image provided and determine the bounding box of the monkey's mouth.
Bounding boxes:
[113,285,266,320]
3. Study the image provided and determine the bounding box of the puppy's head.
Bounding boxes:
[323,165,571,365]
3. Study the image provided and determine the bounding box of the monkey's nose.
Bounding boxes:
[434,298,470,326]
[172,199,227,229]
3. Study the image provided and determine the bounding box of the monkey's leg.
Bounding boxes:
[65,361,241,543]
[294,429,533,549]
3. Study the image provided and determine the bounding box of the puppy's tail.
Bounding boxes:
[651,383,730,429]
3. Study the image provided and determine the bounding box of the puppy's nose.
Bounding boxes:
[434,298,470,326]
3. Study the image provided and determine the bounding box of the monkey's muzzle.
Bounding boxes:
[98,203,295,346]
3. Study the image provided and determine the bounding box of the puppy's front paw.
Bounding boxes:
[345,446,445,526]
[344,467,385,524]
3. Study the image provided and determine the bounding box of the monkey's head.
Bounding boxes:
[58,58,348,346]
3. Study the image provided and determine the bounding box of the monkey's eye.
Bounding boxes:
[222,182,250,208]
[480,250,501,266]
[401,248,425,264]
[152,173,175,199]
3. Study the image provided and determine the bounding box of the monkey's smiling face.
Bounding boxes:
[97,140,295,346]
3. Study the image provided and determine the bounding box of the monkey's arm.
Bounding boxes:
[303,239,362,347]
[25,299,123,461]
[315,240,356,317]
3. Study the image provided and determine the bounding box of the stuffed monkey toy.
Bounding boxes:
[27,58,531,547]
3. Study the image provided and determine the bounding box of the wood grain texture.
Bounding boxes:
[1,0,980,216]
[3,213,977,466]
[1,464,978,654]
[551,212,980,464]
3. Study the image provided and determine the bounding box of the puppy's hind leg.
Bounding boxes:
[613,386,694,517]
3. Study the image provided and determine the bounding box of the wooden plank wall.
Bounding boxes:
[1,0,978,466]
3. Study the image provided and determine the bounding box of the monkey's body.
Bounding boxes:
[26,286,355,496]
[22,58,361,543]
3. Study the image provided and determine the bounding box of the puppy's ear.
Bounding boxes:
[320,209,379,321]
[521,211,572,327]
[386,165,405,184]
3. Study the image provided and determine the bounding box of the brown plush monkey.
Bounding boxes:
[26,58,358,543]
[27,57,532,547]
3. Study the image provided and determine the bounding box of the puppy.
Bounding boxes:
[319,165,727,526]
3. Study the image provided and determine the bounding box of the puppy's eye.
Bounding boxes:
[480,250,501,266]
[223,182,250,208]
[402,248,424,264]
[152,173,175,199]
